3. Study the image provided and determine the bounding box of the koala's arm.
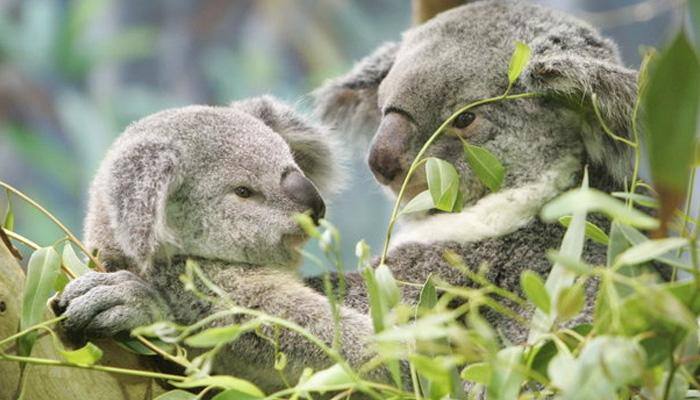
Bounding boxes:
[55,267,390,390]
[208,267,390,388]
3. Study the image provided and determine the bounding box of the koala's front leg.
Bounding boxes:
[51,270,171,342]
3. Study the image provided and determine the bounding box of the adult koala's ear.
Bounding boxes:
[232,96,347,197]
[312,42,400,140]
[521,25,638,183]
[104,139,180,269]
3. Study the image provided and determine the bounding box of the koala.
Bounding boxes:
[310,0,648,343]
[52,96,390,391]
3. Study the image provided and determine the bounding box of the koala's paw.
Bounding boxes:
[50,270,169,342]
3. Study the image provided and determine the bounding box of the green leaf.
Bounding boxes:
[461,362,491,385]
[410,354,458,399]
[606,220,630,268]
[463,143,505,192]
[548,336,646,399]
[615,224,692,272]
[610,192,658,209]
[541,188,659,230]
[615,237,687,268]
[508,41,532,86]
[556,283,585,321]
[53,272,70,292]
[132,321,185,343]
[3,194,13,231]
[62,243,91,277]
[155,390,197,400]
[293,213,320,239]
[400,190,436,215]
[558,216,609,245]
[375,263,401,310]
[296,364,354,391]
[19,247,61,356]
[529,174,589,342]
[184,325,246,348]
[643,32,700,226]
[425,157,461,211]
[59,341,103,366]
[488,346,525,400]
[546,251,593,275]
[212,389,262,400]
[520,271,550,313]
[417,275,438,311]
[172,376,264,398]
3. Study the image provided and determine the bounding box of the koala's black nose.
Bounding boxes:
[368,113,411,184]
[282,170,326,224]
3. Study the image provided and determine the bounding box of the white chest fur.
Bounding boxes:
[389,154,582,249]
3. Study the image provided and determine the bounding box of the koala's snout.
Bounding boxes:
[282,170,326,223]
[368,113,411,184]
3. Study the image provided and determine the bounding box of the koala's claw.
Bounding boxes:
[52,271,169,341]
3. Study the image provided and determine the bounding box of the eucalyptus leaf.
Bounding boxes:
[643,32,700,216]
[611,192,658,209]
[20,246,61,356]
[461,362,491,385]
[184,324,246,348]
[558,216,609,245]
[3,195,13,231]
[172,376,264,398]
[508,41,532,86]
[212,389,262,400]
[463,143,505,192]
[155,390,197,400]
[520,271,550,314]
[417,275,438,311]
[487,346,525,400]
[426,157,461,211]
[400,190,435,215]
[541,188,659,230]
[59,341,103,366]
[614,237,688,268]
[296,364,354,391]
[375,263,401,310]
[62,243,91,276]
[556,283,585,321]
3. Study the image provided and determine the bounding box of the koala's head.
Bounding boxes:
[315,0,636,204]
[86,96,343,272]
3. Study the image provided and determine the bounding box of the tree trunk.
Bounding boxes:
[412,0,465,25]
[0,240,166,400]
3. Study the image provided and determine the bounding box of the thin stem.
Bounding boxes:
[0,352,186,381]
[4,228,77,279]
[591,93,638,148]
[0,316,66,349]
[133,334,189,369]
[379,92,539,264]
[0,181,104,272]
[4,229,40,251]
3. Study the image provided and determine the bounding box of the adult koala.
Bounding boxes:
[312,0,641,342]
[52,96,391,391]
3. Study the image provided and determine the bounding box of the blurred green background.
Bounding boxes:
[0,0,685,273]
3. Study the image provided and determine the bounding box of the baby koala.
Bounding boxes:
[52,96,387,390]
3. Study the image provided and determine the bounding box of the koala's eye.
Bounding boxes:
[233,186,253,198]
[453,111,476,129]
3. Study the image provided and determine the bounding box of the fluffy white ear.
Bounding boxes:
[104,139,180,269]
[521,25,638,183]
[232,96,348,197]
[312,42,400,141]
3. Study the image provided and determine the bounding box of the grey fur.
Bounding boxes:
[311,0,645,346]
[54,97,390,391]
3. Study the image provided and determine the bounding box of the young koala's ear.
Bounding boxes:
[232,96,347,197]
[312,41,400,140]
[521,25,638,183]
[105,140,180,269]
